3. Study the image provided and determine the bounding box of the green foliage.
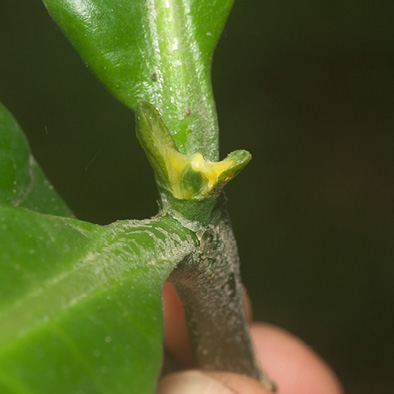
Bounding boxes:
[0,1,264,393]
[0,14,201,393]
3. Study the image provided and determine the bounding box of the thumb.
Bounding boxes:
[157,370,271,394]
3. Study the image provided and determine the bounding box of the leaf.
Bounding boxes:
[42,0,235,160]
[135,101,178,190]
[0,102,199,392]
[0,102,73,217]
[0,204,198,393]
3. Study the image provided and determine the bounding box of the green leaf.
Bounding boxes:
[42,0,234,160]
[135,101,178,190]
[0,102,73,217]
[0,205,198,393]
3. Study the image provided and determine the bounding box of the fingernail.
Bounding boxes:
[157,370,233,394]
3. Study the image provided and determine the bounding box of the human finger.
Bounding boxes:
[250,323,343,394]
[157,369,272,394]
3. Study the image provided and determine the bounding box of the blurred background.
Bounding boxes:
[1,1,393,392]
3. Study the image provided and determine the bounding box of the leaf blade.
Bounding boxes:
[0,102,73,217]
[0,205,198,393]
[42,0,234,159]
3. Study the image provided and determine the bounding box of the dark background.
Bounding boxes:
[1,1,393,392]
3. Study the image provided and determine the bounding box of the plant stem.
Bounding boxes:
[168,196,275,391]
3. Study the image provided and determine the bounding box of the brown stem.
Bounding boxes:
[168,199,275,391]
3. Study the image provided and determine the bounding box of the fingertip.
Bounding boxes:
[162,282,193,366]
[157,370,233,394]
[157,370,272,394]
[250,323,343,394]
[207,371,274,394]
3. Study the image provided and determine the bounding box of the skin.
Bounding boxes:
[159,283,343,394]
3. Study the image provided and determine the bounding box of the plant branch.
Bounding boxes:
[168,196,275,391]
